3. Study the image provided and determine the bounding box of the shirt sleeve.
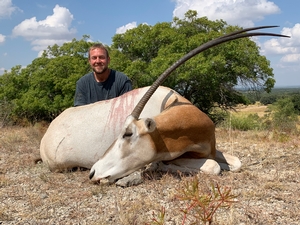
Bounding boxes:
[119,79,133,96]
[74,81,87,106]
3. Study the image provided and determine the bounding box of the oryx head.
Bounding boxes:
[89,26,289,183]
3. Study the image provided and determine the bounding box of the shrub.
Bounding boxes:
[266,97,298,134]
[259,95,278,105]
[221,113,262,131]
[209,108,229,125]
[0,99,14,127]
[291,92,300,114]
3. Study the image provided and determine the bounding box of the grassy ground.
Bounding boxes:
[0,107,299,224]
[233,103,268,117]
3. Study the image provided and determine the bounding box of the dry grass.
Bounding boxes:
[232,103,268,117]
[0,122,299,224]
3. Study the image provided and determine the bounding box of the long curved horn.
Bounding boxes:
[216,25,280,40]
[131,26,290,119]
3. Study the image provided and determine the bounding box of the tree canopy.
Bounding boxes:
[111,11,275,114]
[0,10,276,124]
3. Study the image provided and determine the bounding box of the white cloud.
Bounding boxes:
[171,0,300,85]
[261,23,300,63]
[172,0,280,27]
[281,24,300,47]
[12,4,76,53]
[171,0,300,66]
[0,34,5,43]
[262,38,292,55]
[280,54,300,63]
[116,22,137,34]
[0,0,19,18]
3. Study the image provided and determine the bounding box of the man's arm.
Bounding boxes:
[119,79,133,96]
[74,82,87,106]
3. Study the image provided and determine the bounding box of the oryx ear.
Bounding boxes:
[143,118,156,133]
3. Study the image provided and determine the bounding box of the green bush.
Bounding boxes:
[0,99,14,127]
[267,97,299,133]
[208,108,229,125]
[221,113,262,131]
[291,92,300,114]
[260,95,278,105]
[218,96,299,136]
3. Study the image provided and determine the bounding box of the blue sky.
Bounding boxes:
[0,0,299,87]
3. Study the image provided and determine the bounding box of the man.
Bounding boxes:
[74,43,132,106]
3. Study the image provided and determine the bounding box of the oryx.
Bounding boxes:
[40,86,179,171]
[40,26,288,182]
[88,26,289,182]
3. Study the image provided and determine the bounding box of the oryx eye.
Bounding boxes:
[123,132,133,139]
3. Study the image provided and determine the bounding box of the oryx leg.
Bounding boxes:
[152,158,221,175]
[215,150,242,172]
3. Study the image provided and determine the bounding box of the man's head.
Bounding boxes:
[88,44,110,75]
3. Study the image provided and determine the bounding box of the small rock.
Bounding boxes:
[115,171,144,187]
[40,193,48,199]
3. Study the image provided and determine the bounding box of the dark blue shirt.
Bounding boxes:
[74,69,132,106]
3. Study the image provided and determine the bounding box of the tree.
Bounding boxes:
[268,97,299,133]
[0,66,24,125]
[111,10,275,115]
[0,65,24,101]
[0,11,277,124]
[0,36,93,123]
[111,22,181,88]
[291,92,300,114]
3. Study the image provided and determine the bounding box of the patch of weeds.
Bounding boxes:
[91,183,109,197]
[0,174,9,187]
[271,131,294,142]
[39,173,50,183]
[24,126,44,146]
[177,178,238,224]
[147,207,166,225]
[222,113,263,131]
[148,177,238,224]
[264,182,285,191]
[0,133,23,152]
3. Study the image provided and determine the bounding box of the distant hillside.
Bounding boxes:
[236,86,300,105]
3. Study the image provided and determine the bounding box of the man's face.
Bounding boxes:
[89,48,110,74]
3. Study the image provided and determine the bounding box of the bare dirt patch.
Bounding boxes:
[0,126,299,224]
